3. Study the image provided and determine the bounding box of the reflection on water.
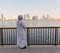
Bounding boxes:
[0,20,60,27]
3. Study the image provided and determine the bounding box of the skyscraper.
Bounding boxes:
[23,14,30,20]
[1,13,3,20]
[32,15,38,20]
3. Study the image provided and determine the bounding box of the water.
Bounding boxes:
[0,19,60,27]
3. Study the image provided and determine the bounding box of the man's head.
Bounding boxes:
[18,15,23,20]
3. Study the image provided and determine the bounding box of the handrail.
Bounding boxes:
[0,27,60,46]
[0,26,60,29]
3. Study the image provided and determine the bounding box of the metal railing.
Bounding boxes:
[0,27,60,46]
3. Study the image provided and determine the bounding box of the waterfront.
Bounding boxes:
[0,19,60,27]
[0,19,60,45]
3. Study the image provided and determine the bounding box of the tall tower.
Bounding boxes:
[42,15,46,19]
[1,13,3,20]
[23,14,26,20]
[1,13,4,27]
[26,14,29,17]
[26,14,30,20]
[32,15,38,20]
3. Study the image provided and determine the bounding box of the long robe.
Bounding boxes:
[17,20,27,48]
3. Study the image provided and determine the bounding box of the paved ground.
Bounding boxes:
[0,45,60,53]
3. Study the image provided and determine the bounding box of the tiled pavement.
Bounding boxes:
[0,45,60,53]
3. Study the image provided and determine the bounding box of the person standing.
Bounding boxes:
[17,15,27,49]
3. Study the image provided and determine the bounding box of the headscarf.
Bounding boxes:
[18,15,23,20]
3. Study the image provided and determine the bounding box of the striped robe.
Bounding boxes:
[17,20,27,48]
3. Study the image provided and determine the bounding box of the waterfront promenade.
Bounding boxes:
[0,20,60,53]
[0,45,60,53]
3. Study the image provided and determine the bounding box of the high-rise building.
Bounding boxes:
[42,15,46,19]
[23,14,30,20]
[1,13,3,20]
[26,14,29,17]
[23,14,26,20]
[47,14,50,19]
[42,14,50,19]
[32,15,38,20]
[1,14,7,20]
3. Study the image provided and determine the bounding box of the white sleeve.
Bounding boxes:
[21,22,26,29]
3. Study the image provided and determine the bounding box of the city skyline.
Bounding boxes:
[0,13,57,20]
[0,0,60,19]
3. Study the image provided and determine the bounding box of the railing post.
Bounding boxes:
[54,27,58,46]
[27,28,29,46]
[1,28,3,46]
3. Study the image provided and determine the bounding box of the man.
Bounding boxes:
[17,15,27,49]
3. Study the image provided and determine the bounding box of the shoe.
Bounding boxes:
[24,46,27,48]
[20,46,27,49]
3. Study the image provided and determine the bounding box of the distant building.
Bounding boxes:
[1,13,3,20]
[42,14,51,20]
[23,14,30,20]
[26,14,28,17]
[46,14,50,19]
[32,15,38,20]
[0,18,2,20]
[42,15,46,19]
[23,14,26,20]
[1,13,6,20]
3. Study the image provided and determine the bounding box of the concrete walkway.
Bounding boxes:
[0,45,60,53]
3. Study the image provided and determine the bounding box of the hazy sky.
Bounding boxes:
[0,0,60,19]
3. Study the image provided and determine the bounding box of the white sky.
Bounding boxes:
[0,0,60,19]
